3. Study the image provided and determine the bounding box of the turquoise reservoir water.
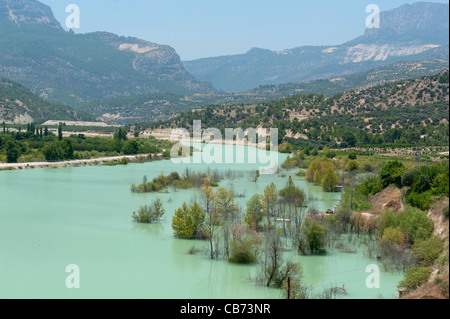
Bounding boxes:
[0,145,402,299]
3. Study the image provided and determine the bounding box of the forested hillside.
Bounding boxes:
[141,71,449,148]
[0,78,94,124]
[84,60,448,124]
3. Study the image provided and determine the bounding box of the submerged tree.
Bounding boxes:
[172,202,205,239]
[132,198,166,223]
[258,230,303,288]
[299,219,329,255]
[279,176,305,208]
[244,194,264,230]
[214,187,240,258]
[228,223,261,264]
[262,183,279,231]
[200,178,218,259]
[321,168,339,192]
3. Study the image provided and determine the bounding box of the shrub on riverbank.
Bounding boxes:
[412,236,444,267]
[398,267,432,292]
[378,206,434,245]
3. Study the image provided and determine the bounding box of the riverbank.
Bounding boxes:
[0,153,161,171]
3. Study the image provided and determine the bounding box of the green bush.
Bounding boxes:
[172,202,205,239]
[362,162,374,172]
[348,150,357,160]
[380,160,406,188]
[432,173,449,197]
[359,176,383,196]
[43,143,65,161]
[6,141,21,163]
[228,238,259,264]
[300,219,329,255]
[406,191,434,211]
[413,236,444,266]
[443,206,449,219]
[396,206,435,245]
[342,186,372,211]
[321,169,339,192]
[325,150,337,159]
[345,160,359,172]
[123,140,139,155]
[401,169,417,187]
[412,174,432,194]
[381,227,406,245]
[378,206,434,245]
[132,199,165,223]
[398,267,432,291]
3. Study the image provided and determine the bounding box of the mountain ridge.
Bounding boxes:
[184,2,449,93]
[0,0,217,108]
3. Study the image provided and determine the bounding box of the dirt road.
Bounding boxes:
[0,154,159,170]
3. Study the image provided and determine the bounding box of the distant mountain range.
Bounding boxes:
[0,0,216,108]
[80,59,449,125]
[184,2,449,93]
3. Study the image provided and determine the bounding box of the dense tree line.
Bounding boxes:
[0,125,170,163]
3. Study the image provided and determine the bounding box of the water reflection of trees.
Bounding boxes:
[132,222,165,236]
[170,238,208,273]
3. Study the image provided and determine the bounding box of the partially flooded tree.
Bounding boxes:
[244,194,264,230]
[132,198,166,223]
[299,219,329,255]
[228,223,261,264]
[172,202,205,239]
[257,230,303,289]
[378,227,418,271]
[279,176,306,238]
[214,187,240,259]
[262,183,279,231]
[248,170,260,183]
[200,177,218,259]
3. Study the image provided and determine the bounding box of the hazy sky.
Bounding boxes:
[39,0,449,60]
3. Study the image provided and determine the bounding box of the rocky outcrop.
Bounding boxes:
[85,32,215,93]
[0,0,62,30]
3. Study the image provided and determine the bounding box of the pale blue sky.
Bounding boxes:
[39,0,449,60]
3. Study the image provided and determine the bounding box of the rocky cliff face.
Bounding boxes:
[85,32,214,93]
[184,2,450,93]
[361,2,449,44]
[0,0,62,30]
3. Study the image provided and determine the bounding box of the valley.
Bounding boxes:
[0,0,448,303]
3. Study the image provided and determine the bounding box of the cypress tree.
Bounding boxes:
[58,124,63,141]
